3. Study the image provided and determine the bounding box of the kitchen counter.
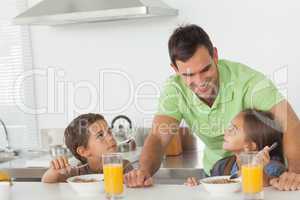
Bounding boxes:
[0,147,142,169]
[1,127,205,182]
[1,146,205,183]
[6,182,300,200]
[0,148,142,181]
[162,150,203,169]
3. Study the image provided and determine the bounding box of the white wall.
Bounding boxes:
[28,0,300,132]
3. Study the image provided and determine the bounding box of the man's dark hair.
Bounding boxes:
[64,113,105,163]
[168,24,214,68]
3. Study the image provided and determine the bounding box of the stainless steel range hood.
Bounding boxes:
[13,0,178,26]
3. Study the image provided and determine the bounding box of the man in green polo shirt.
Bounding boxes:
[157,59,285,175]
[125,25,300,190]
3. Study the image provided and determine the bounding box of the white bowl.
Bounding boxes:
[200,176,241,195]
[67,174,104,196]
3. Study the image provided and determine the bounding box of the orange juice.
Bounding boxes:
[103,164,124,195]
[242,164,263,193]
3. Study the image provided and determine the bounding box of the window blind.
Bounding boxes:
[0,0,38,150]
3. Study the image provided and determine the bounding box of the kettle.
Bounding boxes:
[111,115,136,152]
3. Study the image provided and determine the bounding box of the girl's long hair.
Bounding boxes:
[243,109,284,162]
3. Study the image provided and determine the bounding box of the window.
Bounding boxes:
[0,0,38,150]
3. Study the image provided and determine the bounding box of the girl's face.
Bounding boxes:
[78,119,118,161]
[223,113,248,153]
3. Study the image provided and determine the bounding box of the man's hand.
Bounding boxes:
[124,169,153,188]
[124,115,179,188]
[270,172,300,191]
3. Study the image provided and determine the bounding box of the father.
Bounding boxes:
[125,25,300,191]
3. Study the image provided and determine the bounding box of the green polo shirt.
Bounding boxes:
[157,59,284,175]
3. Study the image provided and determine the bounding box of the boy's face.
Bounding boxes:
[79,119,117,160]
[223,113,247,153]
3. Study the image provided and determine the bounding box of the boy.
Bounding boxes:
[42,113,132,183]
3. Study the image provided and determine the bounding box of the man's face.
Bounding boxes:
[172,47,219,101]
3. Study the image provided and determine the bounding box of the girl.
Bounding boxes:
[185,109,285,186]
[42,113,133,183]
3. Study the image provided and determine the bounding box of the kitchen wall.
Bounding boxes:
[27,0,300,134]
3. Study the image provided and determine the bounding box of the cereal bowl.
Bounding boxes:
[67,174,104,196]
[200,176,241,195]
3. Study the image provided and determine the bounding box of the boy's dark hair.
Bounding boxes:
[168,24,214,68]
[64,113,105,163]
[243,109,284,162]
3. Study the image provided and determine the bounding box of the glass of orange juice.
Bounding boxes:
[240,151,264,200]
[102,153,124,199]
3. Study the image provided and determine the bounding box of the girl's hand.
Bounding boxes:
[260,146,271,167]
[184,177,199,187]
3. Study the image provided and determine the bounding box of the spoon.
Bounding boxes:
[117,137,134,146]
[124,160,139,171]
[229,172,239,180]
[59,163,89,175]
[73,163,89,169]
[268,142,278,152]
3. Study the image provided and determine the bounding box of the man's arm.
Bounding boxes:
[124,115,180,187]
[139,115,180,176]
[270,100,300,172]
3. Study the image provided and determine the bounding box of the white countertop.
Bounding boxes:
[6,182,300,200]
